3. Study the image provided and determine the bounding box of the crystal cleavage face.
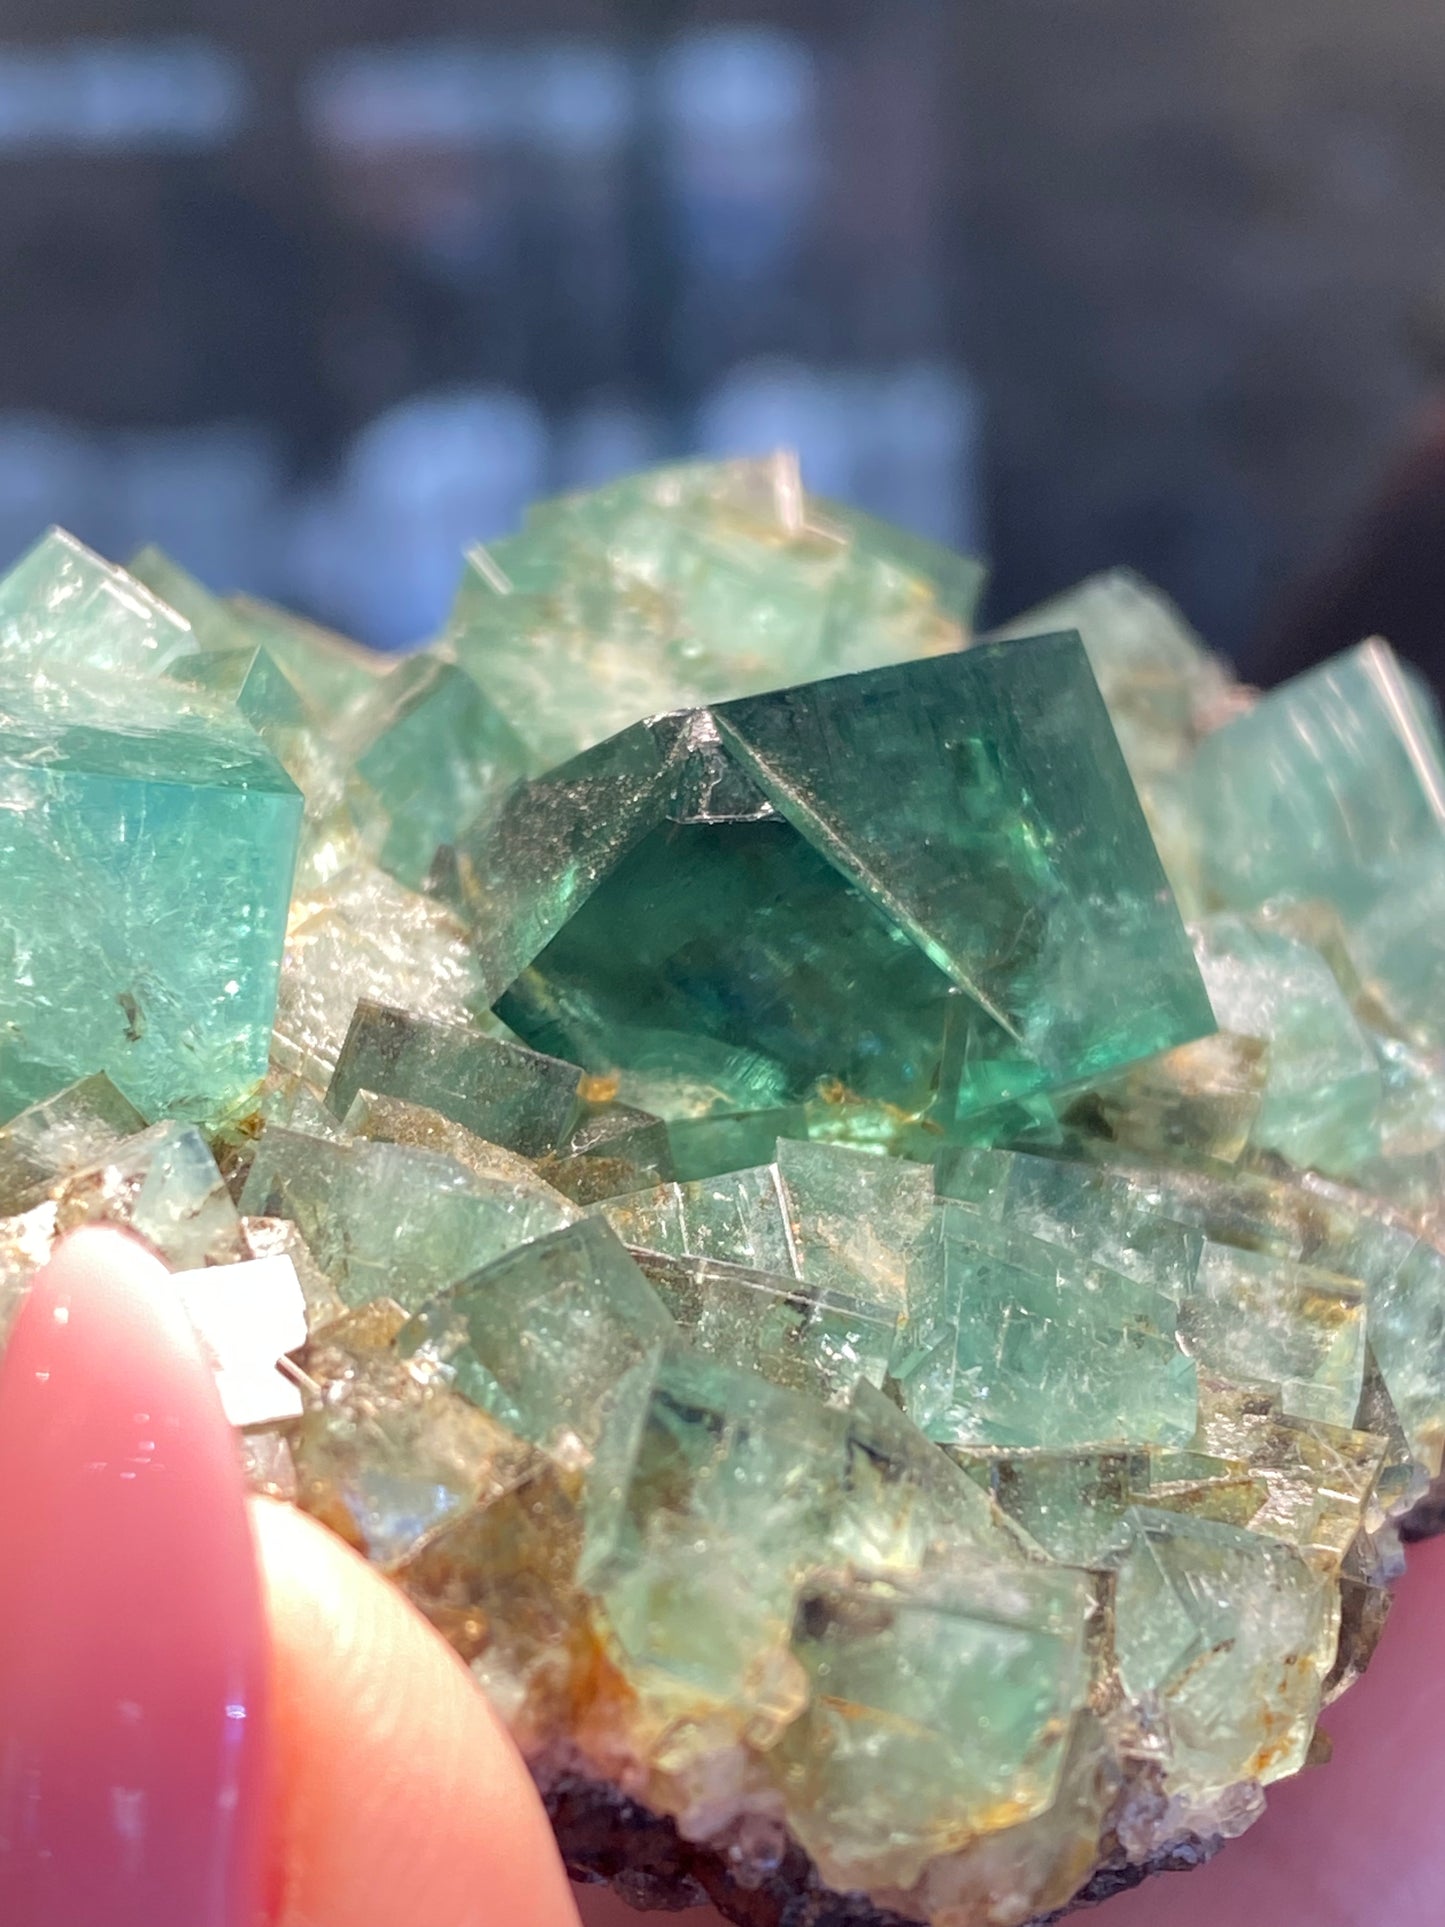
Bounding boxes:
[462,642,1212,1141]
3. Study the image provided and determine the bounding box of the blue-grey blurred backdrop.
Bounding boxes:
[1,2,1443,669]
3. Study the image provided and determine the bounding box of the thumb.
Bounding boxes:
[0,1225,578,1927]
[255,1495,580,1927]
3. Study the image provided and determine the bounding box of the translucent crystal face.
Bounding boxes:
[0,529,194,682]
[475,640,1213,1142]
[0,676,302,1122]
[238,1128,580,1313]
[446,454,985,771]
[341,657,529,890]
[326,1001,585,1158]
[3,471,1445,1927]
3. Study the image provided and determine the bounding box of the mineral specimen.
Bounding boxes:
[327,999,583,1157]
[339,654,529,889]
[1,459,1444,1927]
[0,536,304,1122]
[445,452,984,771]
[461,638,1212,1141]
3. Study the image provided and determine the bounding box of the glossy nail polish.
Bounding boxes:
[0,1228,270,1927]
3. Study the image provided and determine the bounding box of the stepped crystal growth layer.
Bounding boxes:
[3,455,1445,1925]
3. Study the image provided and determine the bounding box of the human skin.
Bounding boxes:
[0,1228,579,1927]
[256,1497,581,1927]
[4,1227,1443,1927]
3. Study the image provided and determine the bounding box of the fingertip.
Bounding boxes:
[252,1498,580,1927]
[0,1224,269,1927]
[40,1221,170,1288]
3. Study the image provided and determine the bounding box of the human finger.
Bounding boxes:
[255,1495,582,1927]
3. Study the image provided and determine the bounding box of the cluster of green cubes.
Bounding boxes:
[2,454,1444,1924]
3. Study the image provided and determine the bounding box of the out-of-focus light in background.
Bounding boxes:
[0,5,1442,670]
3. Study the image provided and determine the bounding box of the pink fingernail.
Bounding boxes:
[0,1228,271,1927]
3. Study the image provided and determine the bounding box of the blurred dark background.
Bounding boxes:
[3,0,1445,670]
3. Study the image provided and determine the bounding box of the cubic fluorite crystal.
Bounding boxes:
[0,534,304,1122]
[444,452,984,771]
[3,460,1445,1927]
[0,677,301,1123]
[460,638,1212,1142]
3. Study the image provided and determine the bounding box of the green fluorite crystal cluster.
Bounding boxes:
[4,453,1445,1924]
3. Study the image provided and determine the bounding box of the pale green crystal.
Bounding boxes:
[633,1249,897,1401]
[981,1450,1151,1568]
[128,545,243,650]
[899,1205,1197,1451]
[776,1136,932,1311]
[810,494,984,630]
[400,1218,676,1453]
[773,1560,1092,1890]
[1179,639,1445,1071]
[169,641,313,735]
[536,1106,676,1204]
[239,1126,577,1311]
[447,455,980,771]
[905,1711,1121,1927]
[936,1143,1364,1430]
[1192,913,1381,1175]
[0,527,193,681]
[342,655,528,887]
[580,1346,845,1734]
[328,1000,580,1157]
[129,549,327,768]
[1102,1154,1445,1476]
[1114,1507,1339,1794]
[1354,1034,1445,1237]
[1365,1231,1445,1478]
[0,674,302,1122]
[0,1074,145,1214]
[935,1144,1204,1298]
[225,590,391,723]
[1190,637,1445,921]
[975,1441,1287,1568]
[1180,1241,1366,1428]
[834,1379,1034,1572]
[953,1031,1271,1170]
[1345,843,1445,1050]
[596,1163,798,1276]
